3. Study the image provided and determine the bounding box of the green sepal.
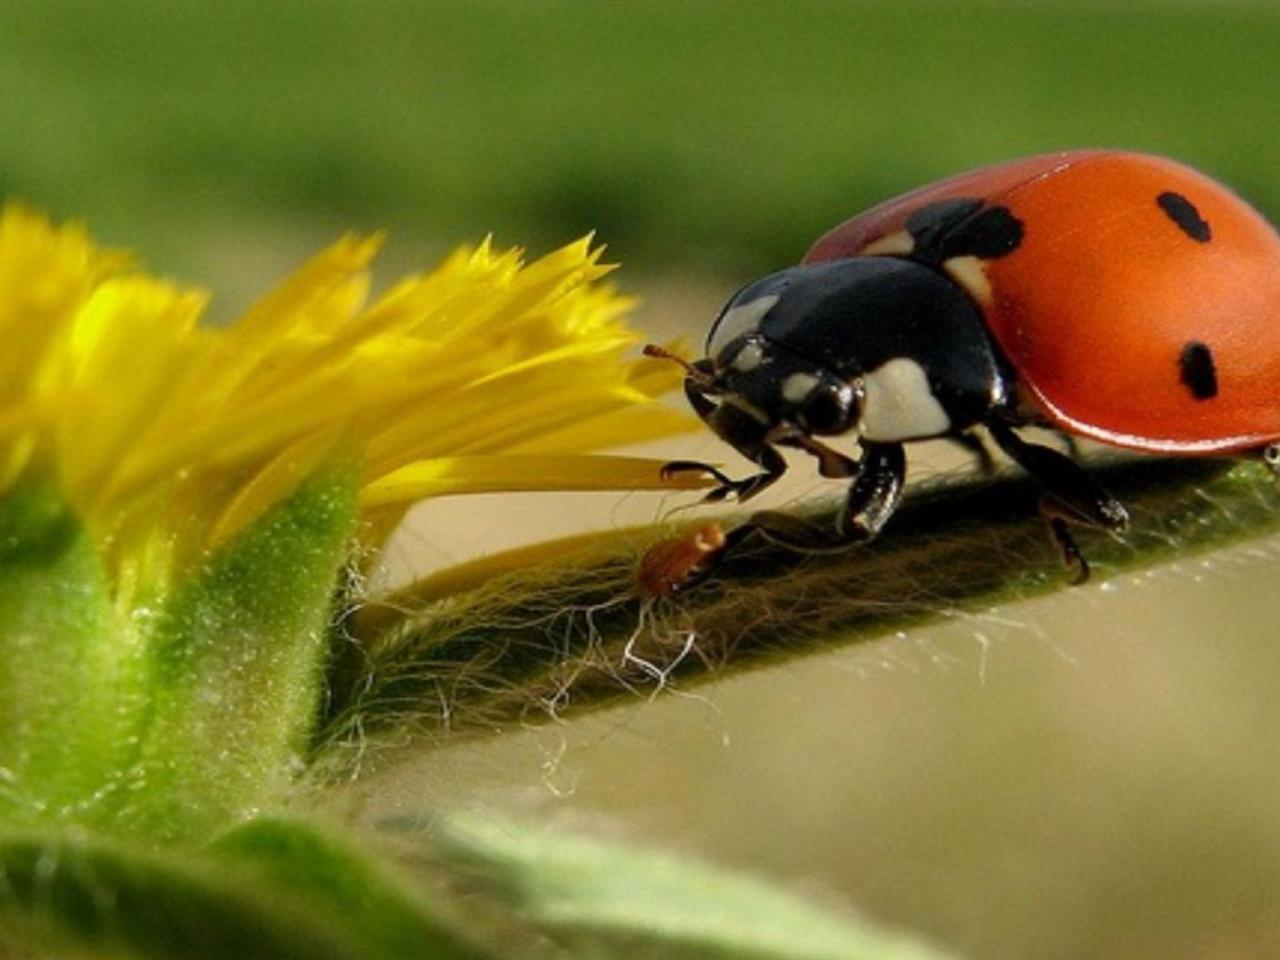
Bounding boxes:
[115,467,360,841]
[0,480,140,827]
[425,814,957,960]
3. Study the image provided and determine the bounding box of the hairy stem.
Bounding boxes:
[319,458,1278,769]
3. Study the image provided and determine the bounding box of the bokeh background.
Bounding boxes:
[9,2,1280,957]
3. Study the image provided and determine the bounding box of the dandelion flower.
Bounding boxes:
[0,205,700,839]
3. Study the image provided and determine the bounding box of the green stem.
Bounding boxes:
[320,458,1278,766]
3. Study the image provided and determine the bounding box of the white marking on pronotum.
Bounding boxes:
[860,229,915,257]
[708,294,779,357]
[781,372,820,405]
[859,357,951,441]
[943,255,993,307]
[731,340,765,372]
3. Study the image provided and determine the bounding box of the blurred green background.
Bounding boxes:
[8,0,1280,281]
[9,1,1280,957]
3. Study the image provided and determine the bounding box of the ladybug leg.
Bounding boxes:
[1057,432,1084,461]
[1042,503,1092,586]
[662,448,785,504]
[947,431,997,476]
[1257,443,1280,478]
[658,379,734,486]
[746,442,907,550]
[661,460,739,488]
[987,420,1129,583]
[780,433,862,478]
[835,441,908,542]
[659,377,788,503]
[705,440,787,503]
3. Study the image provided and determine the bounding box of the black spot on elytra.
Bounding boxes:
[1157,192,1211,242]
[906,198,983,237]
[905,198,1024,263]
[1179,341,1218,400]
[958,205,1025,258]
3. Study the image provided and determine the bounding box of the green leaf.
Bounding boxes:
[0,481,143,828]
[0,830,362,959]
[424,815,956,960]
[213,817,497,960]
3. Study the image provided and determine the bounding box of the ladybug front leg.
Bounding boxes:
[662,444,786,504]
[660,382,788,503]
[660,377,741,492]
[987,420,1129,583]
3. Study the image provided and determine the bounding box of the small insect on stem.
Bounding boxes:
[637,522,730,598]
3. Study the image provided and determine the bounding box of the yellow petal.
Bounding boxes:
[207,429,343,548]
[360,454,711,508]
[0,208,701,592]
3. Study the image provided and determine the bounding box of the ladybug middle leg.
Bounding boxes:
[986,420,1129,583]
[778,431,862,479]
[948,431,998,475]
[835,441,908,541]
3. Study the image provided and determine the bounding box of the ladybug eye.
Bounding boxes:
[797,379,859,436]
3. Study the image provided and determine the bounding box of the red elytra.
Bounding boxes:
[804,150,1280,454]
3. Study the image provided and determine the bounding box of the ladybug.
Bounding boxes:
[647,150,1280,581]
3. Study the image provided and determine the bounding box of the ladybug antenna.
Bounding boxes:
[643,344,716,388]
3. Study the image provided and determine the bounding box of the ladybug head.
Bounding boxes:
[688,267,868,448]
[678,257,1005,448]
[701,331,862,440]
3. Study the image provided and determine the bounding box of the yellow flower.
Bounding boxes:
[0,204,700,598]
